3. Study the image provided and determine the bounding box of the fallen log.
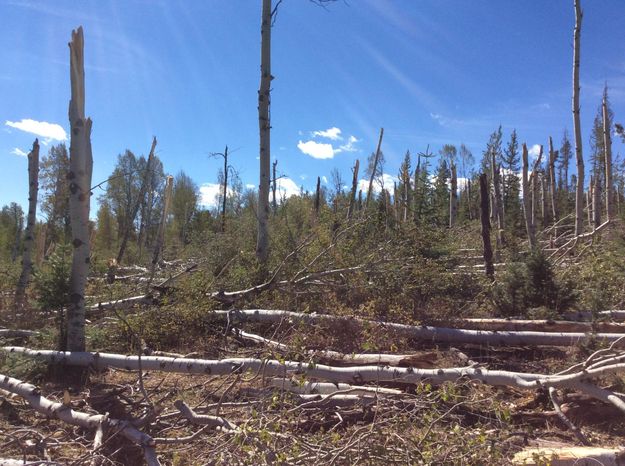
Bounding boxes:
[460,318,625,333]
[268,378,403,395]
[6,346,625,416]
[215,309,625,347]
[0,372,160,466]
[234,328,438,367]
[512,446,625,465]
[563,310,625,322]
[0,329,38,338]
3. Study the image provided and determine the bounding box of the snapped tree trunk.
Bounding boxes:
[346,159,359,220]
[522,144,537,249]
[222,145,229,232]
[548,136,558,228]
[479,174,494,279]
[116,136,157,264]
[365,127,384,209]
[603,94,614,220]
[14,139,40,310]
[256,0,272,265]
[314,176,321,215]
[66,27,93,354]
[541,175,549,226]
[592,175,601,229]
[150,175,173,280]
[449,162,458,228]
[573,0,585,236]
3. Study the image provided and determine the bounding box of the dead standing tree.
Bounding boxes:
[346,159,360,220]
[449,162,458,228]
[603,93,614,220]
[149,175,174,284]
[210,145,232,232]
[365,127,384,210]
[66,27,94,355]
[14,139,40,311]
[573,0,585,236]
[479,174,494,279]
[116,136,157,264]
[522,144,537,249]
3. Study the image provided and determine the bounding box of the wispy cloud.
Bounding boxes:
[312,127,342,140]
[338,135,359,152]
[10,148,27,157]
[528,144,542,162]
[357,173,398,194]
[5,119,67,144]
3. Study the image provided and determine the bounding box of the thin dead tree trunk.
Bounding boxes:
[467,179,472,220]
[271,158,277,213]
[150,175,173,281]
[66,27,93,355]
[491,154,504,247]
[222,145,229,232]
[256,0,272,265]
[522,143,537,249]
[573,0,585,236]
[479,174,494,279]
[587,183,593,229]
[365,127,384,209]
[593,175,601,229]
[449,162,458,228]
[603,94,614,220]
[116,136,157,264]
[314,176,321,216]
[541,176,549,227]
[346,159,359,220]
[549,136,558,231]
[14,139,40,311]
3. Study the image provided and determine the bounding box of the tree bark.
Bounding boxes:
[271,157,277,213]
[592,175,601,228]
[573,0,585,236]
[14,139,40,311]
[222,145,229,232]
[66,27,94,354]
[256,0,272,265]
[548,136,558,228]
[603,95,614,220]
[479,174,494,279]
[449,162,458,228]
[116,136,157,264]
[365,127,384,209]
[150,175,173,279]
[314,176,321,215]
[490,154,504,246]
[346,159,359,220]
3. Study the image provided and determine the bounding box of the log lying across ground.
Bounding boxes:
[460,318,625,334]
[216,309,625,347]
[0,372,160,466]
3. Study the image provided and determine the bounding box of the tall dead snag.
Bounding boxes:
[365,127,384,209]
[14,139,40,310]
[222,146,230,231]
[479,174,494,279]
[449,162,458,228]
[573,0,585,236]
[593,175,601,228]
[271,158,277,213]
[346,159,359,220]
[116,136,157,264]
[522,144,537,249]
[256,0,272,265]
[150,175,173,280]
[603,94,614,220]
[490,153,504,247]
[548,137,558,228]
[314,176,321,216]
[66,27,93,354]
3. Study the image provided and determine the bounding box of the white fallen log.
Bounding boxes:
[234,328,438,366]
[87,294,154,313]
[512,446,625,465]
[461,318,625,333]
[0,372,160,466]
[268,378,403,395]
[216,309,625,347]
[0,461,61,466]
[174,400,237,431]
[563,310,625,322]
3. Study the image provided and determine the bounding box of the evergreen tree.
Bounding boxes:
[39,143,70,247]
[502,130,522,232]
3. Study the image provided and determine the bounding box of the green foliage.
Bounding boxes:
[492,251,576,317]
[33,244,71,312]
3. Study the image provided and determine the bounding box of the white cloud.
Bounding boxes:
[297,140,336,159]
[321,176,328,184]
[312,127,342,140]
[199,183,223,208]
[357,173,398,195]
[10,148,27,157]
[528,144,543,162]
[245,183,256,189]
[275,177,300,199]
[5,118,67,143]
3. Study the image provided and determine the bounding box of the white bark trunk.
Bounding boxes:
[256,0,272,264]
[365,128,384,209]
[14,139,40,310]
[67,27,94,352]
[522,143,536,248]
[573,0,585,236]
[150,175,173,280]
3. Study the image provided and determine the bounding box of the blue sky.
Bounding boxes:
[2,0,625,213]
